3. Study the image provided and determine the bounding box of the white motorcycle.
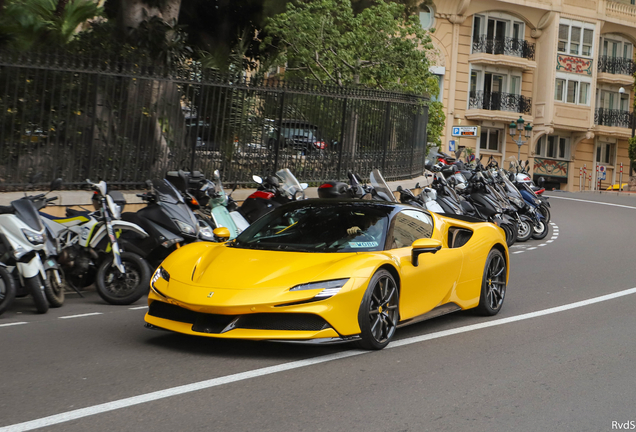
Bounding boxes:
[0,180,63,314]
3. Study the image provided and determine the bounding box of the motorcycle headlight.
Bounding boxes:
[22,229,45,245]
[151,266,170,290]
[290,278,349,300]
[510,197,525,208]
[199,225,214,240]
[174,219,196,235]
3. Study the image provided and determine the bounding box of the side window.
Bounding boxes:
[390,210,434,249]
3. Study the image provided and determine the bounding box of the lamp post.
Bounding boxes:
[508,116,533,161]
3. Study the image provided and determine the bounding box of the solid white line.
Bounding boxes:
[0,322,28,328]
[4,286,636,432]
[548,195,636,209]
[129,306,149,310]
[58,313,103,320]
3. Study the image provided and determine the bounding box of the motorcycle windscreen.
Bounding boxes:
[152,179,184,204]
[12,198,44,231]
[212,170,226,199]
[499,169,523,199]
[369,169,397,203]
[276,168,304,199]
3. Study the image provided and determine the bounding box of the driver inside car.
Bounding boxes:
[346,214,382,241]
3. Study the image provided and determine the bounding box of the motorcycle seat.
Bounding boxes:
[0,205,14,214]
[65,208,92,218]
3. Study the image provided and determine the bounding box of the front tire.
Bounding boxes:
[44,268,65,308]
[531,219,549,240]
[95,252,150,305]
[0,266,16,315]
[475,249,506,316]
[538,204,551,224]
[516,215,533,242]
[25,275,48,314]
[357,270,399,350]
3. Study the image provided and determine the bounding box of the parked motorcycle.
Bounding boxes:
[0,179,65,314]
[120,179,215,270]
[229,169,308,224]
[41,180,151,305]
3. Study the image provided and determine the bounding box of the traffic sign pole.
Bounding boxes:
[620,162,623,192]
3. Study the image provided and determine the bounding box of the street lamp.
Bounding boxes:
[509,116,533,161]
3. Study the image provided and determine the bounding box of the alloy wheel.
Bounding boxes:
[367,275,399,344]
[485,254,506,311]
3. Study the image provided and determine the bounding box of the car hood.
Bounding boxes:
[162,242,360,290]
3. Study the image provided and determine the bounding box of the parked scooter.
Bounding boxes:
[120,179,215,270]
[229,169,307,224]
[41,180,151,305]
[0,179,64,314]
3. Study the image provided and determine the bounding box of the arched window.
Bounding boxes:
[419,5,435,30]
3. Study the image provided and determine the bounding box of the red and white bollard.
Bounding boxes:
[583,164,587,190]
[620,162,624,192]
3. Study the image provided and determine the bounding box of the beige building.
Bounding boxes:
[423,0,636,190]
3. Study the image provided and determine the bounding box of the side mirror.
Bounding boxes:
[411,238,442,267]
[213,227,231,241]
[538,177,545,187]
[252,175,263,184]
[300,183,308,190]
[50,178,63,191]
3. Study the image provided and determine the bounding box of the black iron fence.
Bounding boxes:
[597,55,636,76]
[594,108,632,128]
[471,35,536,61]
[0,50,428,190]
[468,90,532,114]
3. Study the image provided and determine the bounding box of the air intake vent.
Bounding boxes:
[448,227,473,248]
[149,301,198,324]
[236,313,330,331]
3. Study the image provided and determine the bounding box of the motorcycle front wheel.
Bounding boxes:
[44,267,66,308]
[0,266,16,315]
[95,252,150,305]
[25,275,48,314]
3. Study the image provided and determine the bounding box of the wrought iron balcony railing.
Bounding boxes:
[594,108,633,128]
[471,35,536,61]
[597,56,636,76]
[468,91,532,114]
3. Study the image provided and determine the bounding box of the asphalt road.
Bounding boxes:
[1,191,636,432]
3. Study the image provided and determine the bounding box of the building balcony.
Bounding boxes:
[605,0,636,24]
[466,91,533,122]
[471,36,536,60]
[469,37,537,71]
[593,108,633,138]
[597,56,635,86]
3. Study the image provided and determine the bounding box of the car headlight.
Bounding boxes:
[22,229,45,245]
[290,278,349,299]
[174,219,196,235]
[151,266,170,290]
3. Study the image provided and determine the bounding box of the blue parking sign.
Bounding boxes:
[449,140,456,152]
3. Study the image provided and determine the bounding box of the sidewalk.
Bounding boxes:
[0,173,432,217]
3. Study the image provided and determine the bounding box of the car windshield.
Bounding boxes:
[281,127,317,141]
[276,168,305,199]
[231,203,391,252]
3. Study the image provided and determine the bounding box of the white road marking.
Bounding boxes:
[513,251,525,254]
[129,306,149,310]
[58,313,103,320]
[551,236,558,240]
[547,195,636,209]
[4,286,636,432]
[547,240,554,243]
[0,322,28,328]
[538,244,546,247]
[526,247,537,250]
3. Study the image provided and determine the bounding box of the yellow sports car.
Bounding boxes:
[144,200,509,350]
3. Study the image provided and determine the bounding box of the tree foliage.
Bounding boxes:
[263,0,444,145]
[0,0,102,50]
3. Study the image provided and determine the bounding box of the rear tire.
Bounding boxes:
[0,266,16,315]
[96,252,150,305]
[25,275,48,314]
[44,268,65,308]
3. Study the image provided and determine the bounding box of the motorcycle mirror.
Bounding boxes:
[538,177,545,187]
[214,169,221,180]
[145,179,153,189]
[396,185,403,191]
[50,178,63,191]
[300,183,308,190]
[252,175,263,184]
[415,182,420,189]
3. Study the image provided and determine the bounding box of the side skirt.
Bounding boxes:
[397,303,461,329]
